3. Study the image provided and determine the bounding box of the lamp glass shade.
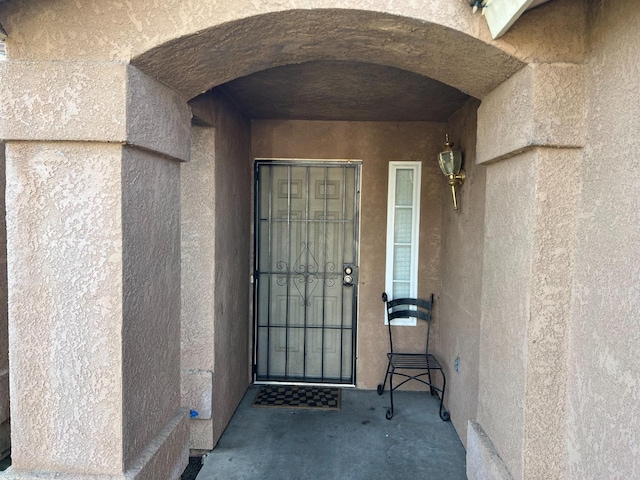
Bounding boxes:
[438,150,462,176]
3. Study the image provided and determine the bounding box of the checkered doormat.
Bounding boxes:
[252,385,341,410]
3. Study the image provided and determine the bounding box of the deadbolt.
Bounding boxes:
[343,265,356,286]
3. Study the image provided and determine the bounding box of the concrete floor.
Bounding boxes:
[197,386,466,480]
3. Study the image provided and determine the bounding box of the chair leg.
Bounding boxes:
[427,368,436,396]
[386,368,394,420]
[438,369,450,422]
[377,359,391,395]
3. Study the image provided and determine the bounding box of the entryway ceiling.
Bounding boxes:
[216,61,470,122]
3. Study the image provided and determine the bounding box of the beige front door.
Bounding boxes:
[255,160,360,384]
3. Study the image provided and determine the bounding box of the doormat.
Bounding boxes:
[252,385,341,410]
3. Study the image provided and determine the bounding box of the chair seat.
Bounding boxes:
[387,352,442,370]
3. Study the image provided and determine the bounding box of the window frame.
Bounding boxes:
[385,161,422,326]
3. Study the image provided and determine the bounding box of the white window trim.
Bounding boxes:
[385,161,422,326]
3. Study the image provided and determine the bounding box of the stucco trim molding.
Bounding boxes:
[2,411,189,479]
[124,410,190,480]
[467,419,514,480]
[0,62,191,162]
[0,61,128,143]
[476,63,585,165]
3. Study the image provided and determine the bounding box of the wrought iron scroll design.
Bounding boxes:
[276,242,336,306]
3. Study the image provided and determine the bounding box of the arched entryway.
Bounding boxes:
[125,3,527,459]
[0,1,584,479]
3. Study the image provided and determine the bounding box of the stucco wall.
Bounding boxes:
[0,0,589,104]
[5,141,125,473]
[211,94,252,445]
[0,0,603,476]
[121,146,182,467]
[438,99,484,447]
[0,143,9,456]
[181,126,217,450]
[183,91,253,449]
[0,1,532,99]
[4,140,188,477]
[473,144,580,480]
[478,152,536,479]
[567,1,640,477]
[252,120,444,390]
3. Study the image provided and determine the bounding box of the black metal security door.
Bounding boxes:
[254,161,360,384]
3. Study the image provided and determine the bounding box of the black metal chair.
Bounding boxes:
[377,292,450,421]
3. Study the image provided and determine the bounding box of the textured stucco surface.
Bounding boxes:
[181,127,216,450]
[209,92,252,446]
[0,143,9,455]
[496,0,586,65]
[126,411,189,480]
[0,61,127,142]
[567,1,640,478]
[476,63,585,164]
[4,141,188,478]
[181,128,216,374]
[4,411,188,479]
[133,9,522,100]
[126,66,191,162]
[5,142,124,474]
[0,0,585,66]
[467,420,513,480]
[0,0,614,478]
[220,60,470,122]
[478,152,536,479]
[121,146,182,467]
[1,1,533,99]
[522,148,579,479]
[252,120,444,390]
[437,99,484,447]
[477,147,580,479]
[182,91,253,448]
[0,62,191,162]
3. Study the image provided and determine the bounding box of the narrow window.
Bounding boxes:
[385,162,422,325]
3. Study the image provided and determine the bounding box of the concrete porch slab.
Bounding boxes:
[197,386,466,480]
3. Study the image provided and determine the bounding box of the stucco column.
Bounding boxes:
[0,61,191,479]
[180,125,217,450]
[467,63,585,480]
[181,91,253,450]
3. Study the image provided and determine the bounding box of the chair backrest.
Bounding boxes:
[382,292,434,354]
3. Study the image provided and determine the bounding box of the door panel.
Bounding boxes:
[255,161,359,384]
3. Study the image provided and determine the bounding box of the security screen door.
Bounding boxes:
[255,161,360,384]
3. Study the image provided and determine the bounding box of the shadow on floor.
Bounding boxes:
[196,386,466,480]
[182,456,204,480]
[0,454,10,472]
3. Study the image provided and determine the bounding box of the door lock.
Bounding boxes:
[343,265,355,286]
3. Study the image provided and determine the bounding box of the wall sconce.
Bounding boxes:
[438,134,465,210]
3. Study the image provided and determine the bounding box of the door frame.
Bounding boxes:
[252,158,362,387]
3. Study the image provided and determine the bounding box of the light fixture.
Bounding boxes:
[437,134,465,210]
[469,0,490,15]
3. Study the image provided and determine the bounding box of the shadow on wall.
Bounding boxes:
[0,143,9,462]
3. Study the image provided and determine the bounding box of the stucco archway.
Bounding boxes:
[0,1,587,479]
[128,2,529,452]
[131,9,524,100]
